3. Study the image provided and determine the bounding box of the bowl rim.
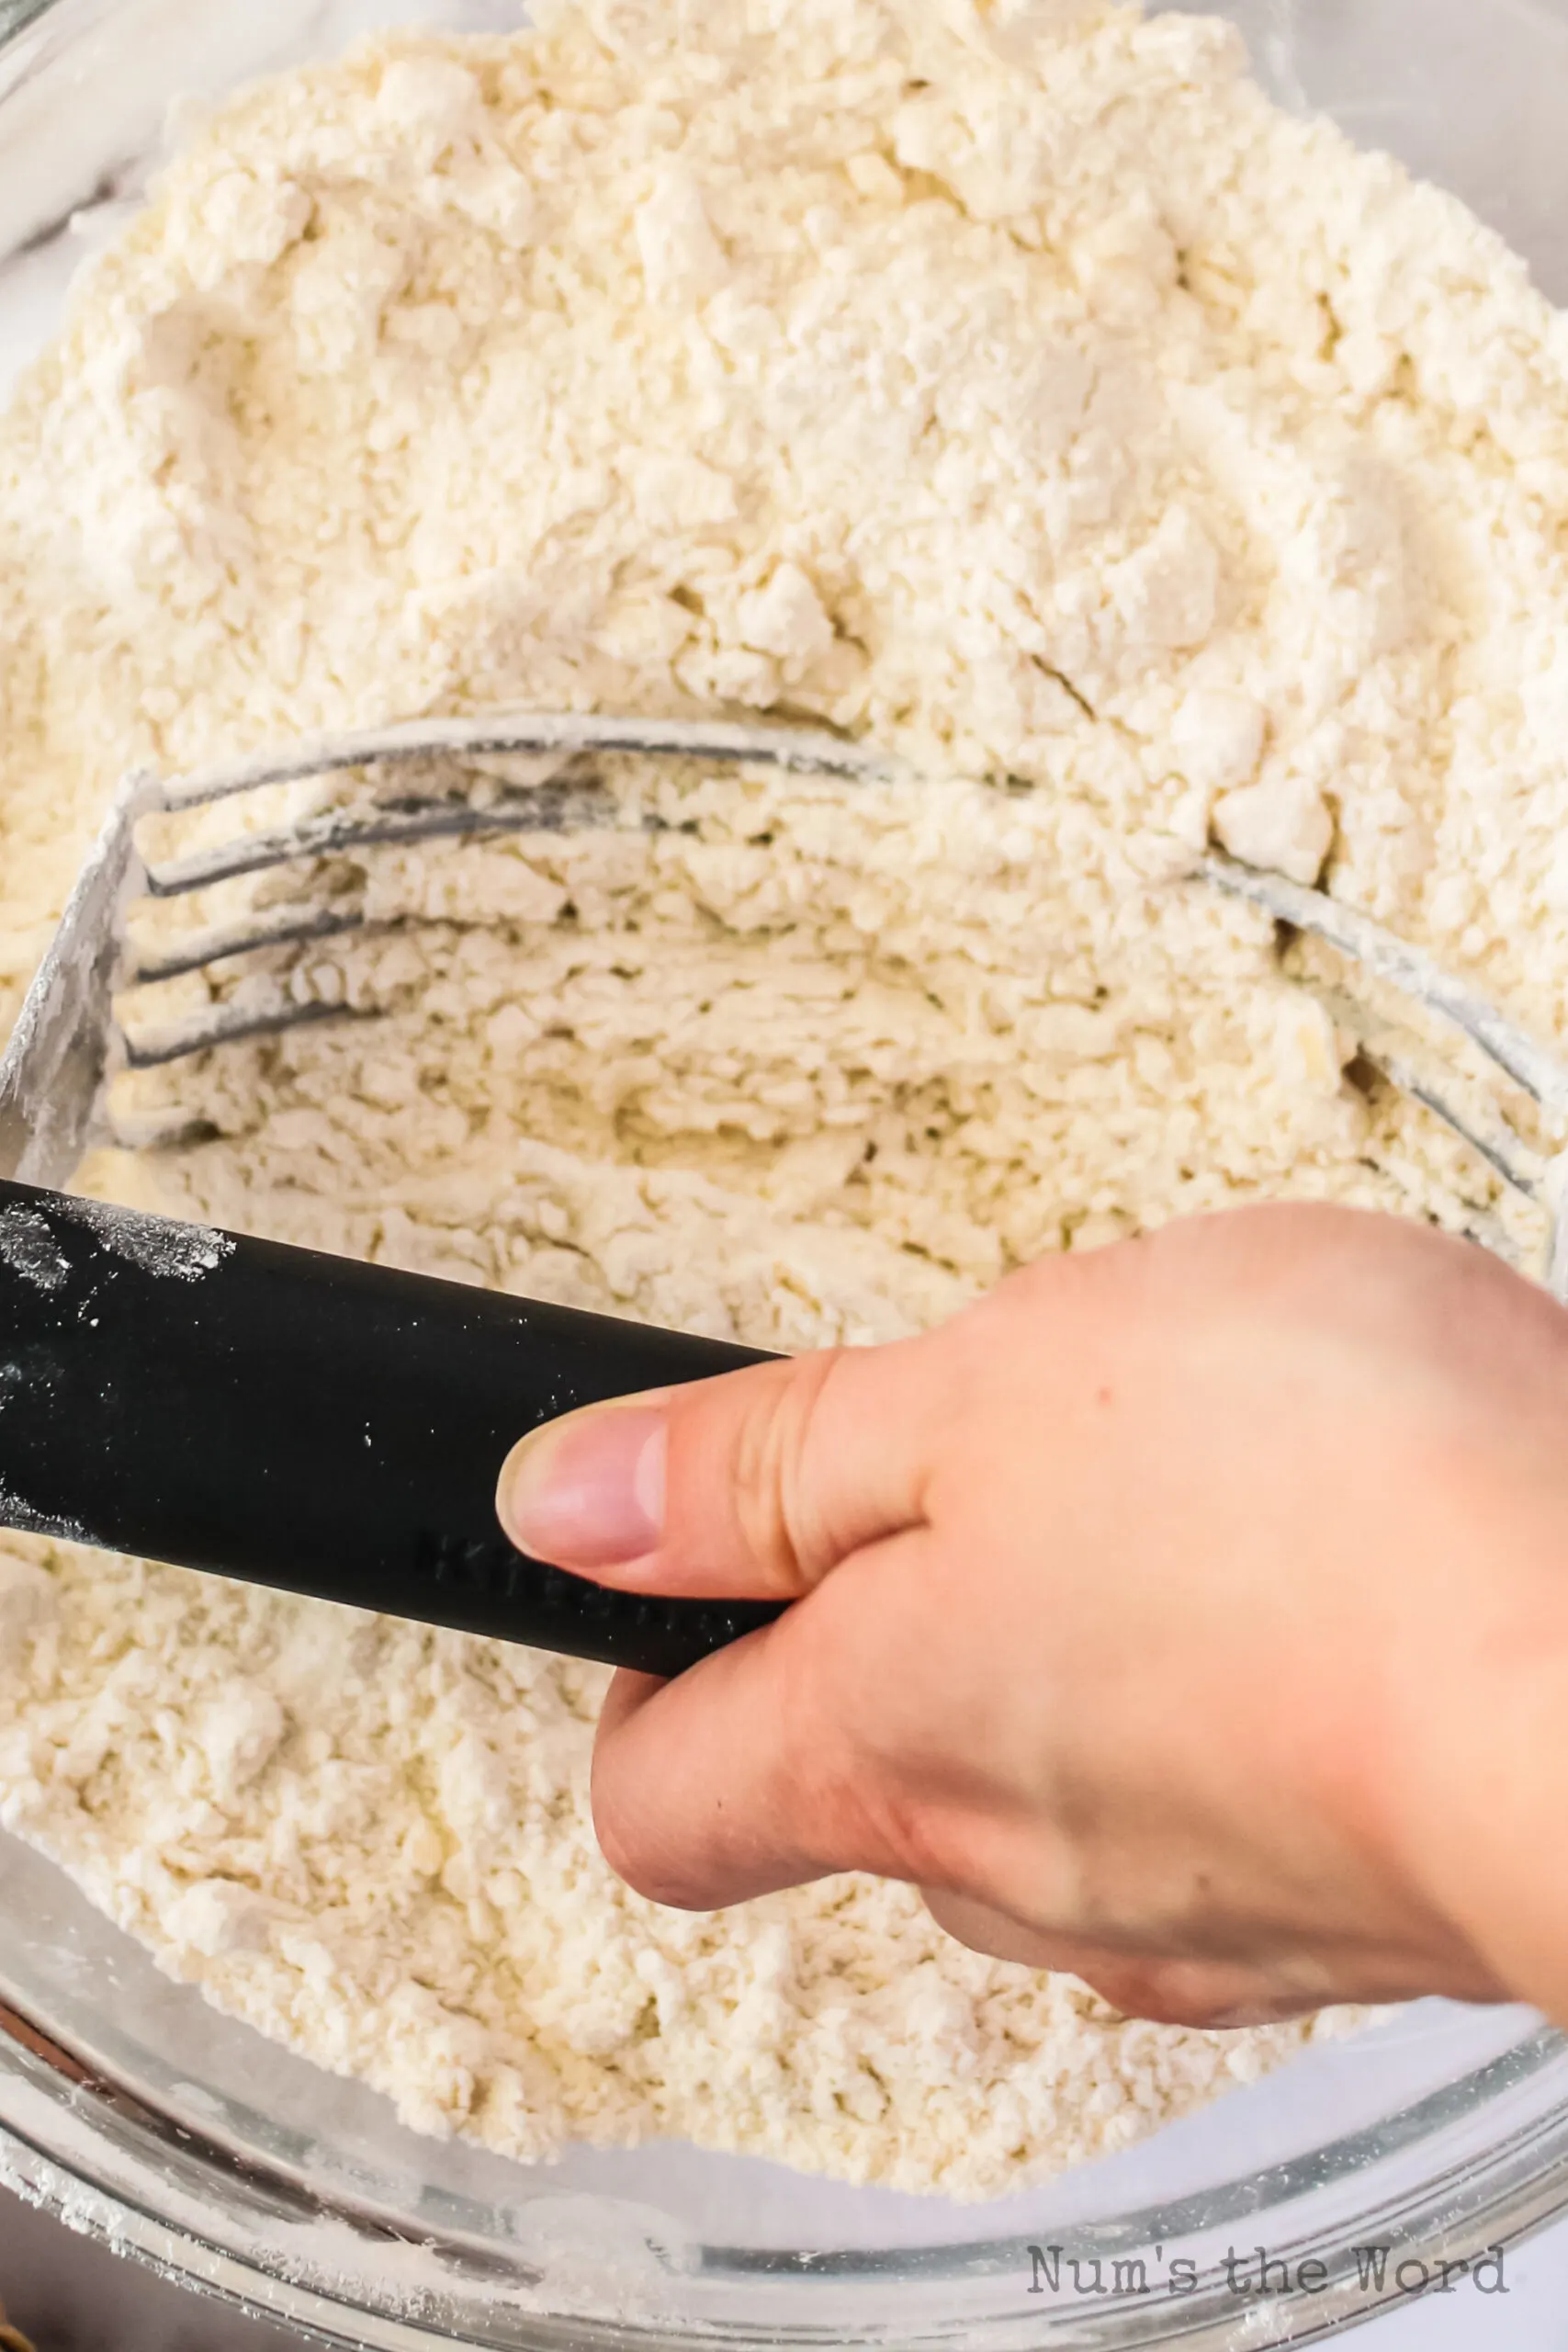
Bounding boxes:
[6,1985,1568,2350]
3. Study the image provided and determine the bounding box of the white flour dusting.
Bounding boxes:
[0,1490,91,1552]
[0,1207,71,1294]
[1,0,1567,2199]
[55,1196,234,1283]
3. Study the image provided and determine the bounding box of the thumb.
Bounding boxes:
[495,1338,944,1599]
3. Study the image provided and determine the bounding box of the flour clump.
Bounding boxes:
[2,0,1567,2199]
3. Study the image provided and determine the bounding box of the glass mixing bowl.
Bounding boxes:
[4,2,1568,2344]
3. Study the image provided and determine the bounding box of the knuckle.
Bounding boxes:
[731,1350,852,1589]
[777,1665,955,1885]
[807,1758,946,1883]
[1073,1959,1196,2024]
[1077,1956,1293,2030]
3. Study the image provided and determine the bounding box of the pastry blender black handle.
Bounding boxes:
[0,1178,783,1675]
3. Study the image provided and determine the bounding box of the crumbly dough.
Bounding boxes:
[3,0,1568,2198]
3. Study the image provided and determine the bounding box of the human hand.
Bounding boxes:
[497,1206,1568,2029]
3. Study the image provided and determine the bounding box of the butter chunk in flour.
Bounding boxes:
[3,0,1568,2199]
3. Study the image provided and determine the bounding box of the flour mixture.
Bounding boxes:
[1,0,1567,2200]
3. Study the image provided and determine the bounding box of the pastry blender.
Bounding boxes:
[0,712,1563,1669]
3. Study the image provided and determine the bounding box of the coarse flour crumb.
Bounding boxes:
[3,0,1568,2199]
